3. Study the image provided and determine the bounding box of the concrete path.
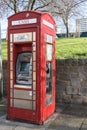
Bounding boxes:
[0,98,87,130]
[47,104,87,130]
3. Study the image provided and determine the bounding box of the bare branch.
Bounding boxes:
[3,0,14,11]
[34,1,51,10]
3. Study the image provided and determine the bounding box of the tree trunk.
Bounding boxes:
[66,24,69,38]
[14,0,18,13]
[63,18,69,38]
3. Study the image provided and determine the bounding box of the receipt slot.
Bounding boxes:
[7,11,56,124]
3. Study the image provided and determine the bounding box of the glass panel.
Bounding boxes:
[46,34,53,43]
[16,52,32,86]
[10,89,13,98]
[10,62,13,70]
[33,42,36,45]
[33,72,36,80]
[10,71,13,79]
[13,32,32,42]
[46,96,52,106]
[33,32,36,41]
[10,44,13,52]
[10,80,13,88]
[46,62,52,95]
[33,52,36,61]
[14,89,32,100]
[14,99,32,109]
[33,82,36,90]
[33,92,36,100]
[10,52,13,61]
[33,62,36,71]
[33,101,36,110]
[33,44,36,51]
[46,44,52,60]
[33,94,36,100]
[10,34,12,42]
[10,99,12,107]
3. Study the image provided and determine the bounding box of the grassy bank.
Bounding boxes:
[56,38,87,59]
[2,40,7,60]
[1,38,87,60]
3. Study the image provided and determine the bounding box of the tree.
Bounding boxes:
[0,0,87,37]
[0,0,52,17]
[51,0,87,37]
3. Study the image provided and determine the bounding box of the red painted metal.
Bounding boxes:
[7,11,56,124]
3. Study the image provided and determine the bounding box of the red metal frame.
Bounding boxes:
[7,11,56,124]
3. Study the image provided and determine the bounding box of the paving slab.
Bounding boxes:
[46,126,79,130]
[0,124,16,130]
[0,98,87,130]
[83,119,87,125]
[15,126,45,130]
[0,114,60,130]
[47,114,83,130]
[47,104,87,130]
[82,124,87,130]
[0,115,45,130]
[0,99,7,117]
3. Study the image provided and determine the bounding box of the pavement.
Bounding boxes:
[0,98,87,130]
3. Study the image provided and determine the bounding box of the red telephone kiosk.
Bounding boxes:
[7,11,56,124]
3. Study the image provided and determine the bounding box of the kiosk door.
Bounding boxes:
[14,52,33,110]
[9,29,38,121]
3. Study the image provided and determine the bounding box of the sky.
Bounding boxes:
[0,18,7,39]
[0,1,87,39]
[0,16,79,39]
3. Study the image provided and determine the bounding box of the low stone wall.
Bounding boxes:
[56,59,87,104]
[2,59,87,104]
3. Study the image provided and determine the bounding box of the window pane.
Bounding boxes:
[33,52,36,61]
[33,42,36,51]
[33,82,36,90]
[10,89,13,98]
[33,72,36,80]
[10,44,13,52]
[10,34,12,42]
[46,44,52,60]
[14,89,32,100]
[10,71,13,79]
[46,62,52,94]
[10,53,13,61]
[33,101,36,110]
[10,80,13,88]
[10,62,13,70]
[33,32,36,41]
[33,62,36,71]
[14,99,32,109]
[10,99,13,107]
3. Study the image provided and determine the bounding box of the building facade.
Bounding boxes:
[76,18,87,37]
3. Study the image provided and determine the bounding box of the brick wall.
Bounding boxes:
[2,59,87,104]
[56,59,87,104]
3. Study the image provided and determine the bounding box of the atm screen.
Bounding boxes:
[16,52,32,85]
[20,62,29,73]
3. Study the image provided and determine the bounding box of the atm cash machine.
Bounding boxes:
[16,52,32,85]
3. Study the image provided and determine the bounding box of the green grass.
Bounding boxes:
[2,40,7,60]
[1,38,87,60]
[56,38,87,59]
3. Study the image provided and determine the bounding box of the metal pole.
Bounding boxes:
[0,23,3,96]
